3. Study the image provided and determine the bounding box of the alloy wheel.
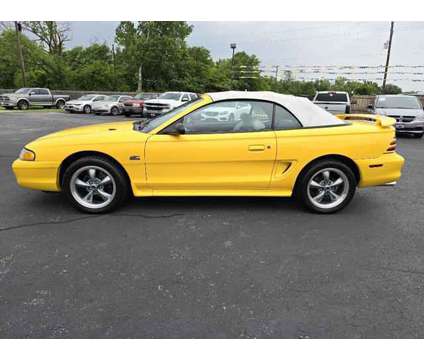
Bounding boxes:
[69,165,116,209]
[307,167,349,210]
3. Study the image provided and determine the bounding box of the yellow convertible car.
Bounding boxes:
[12,91,405,214]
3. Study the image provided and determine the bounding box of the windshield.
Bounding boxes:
[376,96,421,109]
[315,93,348,102]
[15,88,31,94]
[139,99,202,133]
[105,95,120,102]
[159,92,181,100]
[78,95,96,101]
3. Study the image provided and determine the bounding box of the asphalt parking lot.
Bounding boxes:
[0,110,423,338]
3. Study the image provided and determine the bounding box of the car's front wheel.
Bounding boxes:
[111,106,119,116]
[62,156,129,213]
[83,105,91,114]
[296,160,356,214]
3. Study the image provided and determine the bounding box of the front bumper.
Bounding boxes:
[12,159,60,192]
[144,108,170,117]
[0,100,17,107]
[64,104,83,112]
[356,152,405,188]
[124,106,144,115]
[395,121,424,134]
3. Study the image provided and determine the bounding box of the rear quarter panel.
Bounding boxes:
[271,122,395,192]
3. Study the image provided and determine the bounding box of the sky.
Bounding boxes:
[65,21,424,91]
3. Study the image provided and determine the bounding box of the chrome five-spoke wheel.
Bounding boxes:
[298,160,356,214]
[307,168,349,210]
[70,165,116,209]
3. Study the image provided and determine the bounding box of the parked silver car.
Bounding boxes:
[64,94,107,114]
[92,95,133,116]
[371,95,424,138]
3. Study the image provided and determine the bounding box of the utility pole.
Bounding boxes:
[137,64,143,92]
[274,65,279,80]
[382,21,394,91]
[111,44,117,89]
[14,21,26,87]
[230,43,237,88]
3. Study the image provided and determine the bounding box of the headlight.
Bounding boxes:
[133,103,140,107]
[19,148,36,161]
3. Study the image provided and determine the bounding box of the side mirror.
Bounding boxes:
[29,91,35,96]
[175,122,186,135]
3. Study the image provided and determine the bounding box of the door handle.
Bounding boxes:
[248,144,266,152]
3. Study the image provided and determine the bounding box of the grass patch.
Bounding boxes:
[0,106,64,113]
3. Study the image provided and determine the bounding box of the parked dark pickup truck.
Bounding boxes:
[0,88,71,110]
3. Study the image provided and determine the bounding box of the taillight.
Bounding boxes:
[386,138,397,152]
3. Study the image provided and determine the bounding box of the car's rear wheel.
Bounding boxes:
[296,160,356,214]
[62,157,129,213]
[83,105,91,114]
[56,100,65,109]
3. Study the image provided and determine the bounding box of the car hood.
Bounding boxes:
[375,108,424,117]
[145,99,180,106]
[92,101,117,107]
[35,121,135,142]
[203,106,236,113]
[67,100,91,105]
[125,99,144,104]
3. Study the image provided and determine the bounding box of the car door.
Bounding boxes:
[28,89,45,106]
[145,100,277,193]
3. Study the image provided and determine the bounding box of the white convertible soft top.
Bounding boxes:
[207,91,345,128]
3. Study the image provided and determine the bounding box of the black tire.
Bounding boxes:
[83,105,91,114]
[56,100,65,109]
[17,100,29,110]
[62,156,129,214]
[111,106,119,116]
[295,160,357,214]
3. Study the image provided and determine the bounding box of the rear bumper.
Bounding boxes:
[356,152,405,188]
[12,159,60,192]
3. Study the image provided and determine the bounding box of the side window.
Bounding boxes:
[274,105,301,130]
[38,89,49,95]
[177,100,273,134]
[189,94,197,101]
[119,96,129,103]
[94,96,104,102]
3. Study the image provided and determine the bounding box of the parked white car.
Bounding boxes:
[144,92,198,118]
[199,101,251,122]
[92,95,133,116]
[371,95,424,138]
[64,94,107,114]
[313,91,351,114]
